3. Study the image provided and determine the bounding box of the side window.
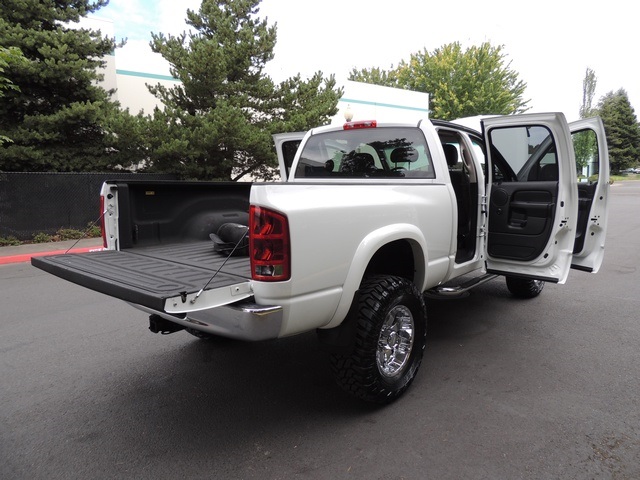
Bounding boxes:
[295,127,435,179]
[280,139,301,178]
[488,125,558,182]
[573,128,599,180]
[470,135,498,182]
[572,127,601,254]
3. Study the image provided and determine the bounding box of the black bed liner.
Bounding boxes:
[32,241,250,312]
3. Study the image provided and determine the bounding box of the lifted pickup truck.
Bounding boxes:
[33,113,610,403]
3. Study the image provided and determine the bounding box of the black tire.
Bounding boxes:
[331,275,427,404]
[505,276,545,299]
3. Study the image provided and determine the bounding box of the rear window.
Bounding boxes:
[295,127,435,179]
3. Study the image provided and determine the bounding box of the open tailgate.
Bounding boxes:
[31,241,252,313]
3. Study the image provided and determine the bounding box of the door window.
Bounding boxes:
[572,127,600,254]
[488,126,558,183]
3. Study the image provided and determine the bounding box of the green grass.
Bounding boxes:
[611,174,640,182]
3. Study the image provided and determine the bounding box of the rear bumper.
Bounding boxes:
[130,298,283,341]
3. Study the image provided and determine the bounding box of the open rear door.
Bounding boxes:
[569,117,609,273]
[272,132,305,180]
[483,113,578,284]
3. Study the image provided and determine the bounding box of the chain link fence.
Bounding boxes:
[0,172,177,240]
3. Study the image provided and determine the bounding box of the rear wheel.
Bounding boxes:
[505,276,545,299]
[331,275,427,404]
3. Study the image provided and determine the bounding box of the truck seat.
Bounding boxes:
[340,152,377,175]
[443,144,472,253]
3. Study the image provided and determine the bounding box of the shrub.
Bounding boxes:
[33,232,53,243]
[86,223,102,238]
[55,228,85,240]
[0,236,22,246]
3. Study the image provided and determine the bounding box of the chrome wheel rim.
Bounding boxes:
[377,305,415,378]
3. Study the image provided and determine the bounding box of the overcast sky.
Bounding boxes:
[92,0,638,122]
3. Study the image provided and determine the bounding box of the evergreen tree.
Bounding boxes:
[597,89,640,173]
[147,0,342,180]
[349,41,529,121]
[0,46,25,145]
[0,0,132,171]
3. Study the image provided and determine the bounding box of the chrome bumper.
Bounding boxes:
[130,298,283,341]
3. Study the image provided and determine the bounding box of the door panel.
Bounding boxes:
[483,113,578,284]
[488,183,558,261]
[569,118,609,273]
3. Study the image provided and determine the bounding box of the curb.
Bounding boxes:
[0,246,106,266]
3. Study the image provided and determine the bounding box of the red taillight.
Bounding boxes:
[100,195,107,248]
[250,205,290,282]
[343,120,377,130]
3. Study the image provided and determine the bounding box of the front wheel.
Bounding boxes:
[331,275,427,404]
[505,276,545,299]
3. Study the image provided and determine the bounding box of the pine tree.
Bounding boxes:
[0,46,25,145]
[147,0,342,180]
[597,89,640,173]
[0,0,129,171]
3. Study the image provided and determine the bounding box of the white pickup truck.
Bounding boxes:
[33,113,610,403]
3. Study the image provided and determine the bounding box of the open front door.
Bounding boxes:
[483,113,578,284]
[272,132,305,181]
[569,117,610,273]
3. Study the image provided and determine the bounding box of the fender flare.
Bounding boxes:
[322,223,428,329]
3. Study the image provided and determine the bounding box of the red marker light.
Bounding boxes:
[343,120,377,130]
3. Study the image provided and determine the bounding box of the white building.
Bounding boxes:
[86,18,429,124]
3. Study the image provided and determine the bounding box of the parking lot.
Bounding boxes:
[1,181,639,479]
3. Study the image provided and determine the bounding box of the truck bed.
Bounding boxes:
[32,241,251,312]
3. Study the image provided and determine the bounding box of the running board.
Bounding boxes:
[425,274,499,299]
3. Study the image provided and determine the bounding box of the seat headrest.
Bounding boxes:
[341,152,375,173]
[390,147,419,164]
[539,163,559,181]
[442,144,458,167]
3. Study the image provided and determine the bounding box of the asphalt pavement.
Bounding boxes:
[2,181,639,479]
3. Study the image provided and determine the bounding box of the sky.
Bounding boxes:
[91,0,638,122]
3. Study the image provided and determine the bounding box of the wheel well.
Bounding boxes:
[363,239,417,284]
[317,239,423,353]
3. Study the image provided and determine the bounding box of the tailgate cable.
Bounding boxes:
[63,210,107,254]
[190,229,249,305]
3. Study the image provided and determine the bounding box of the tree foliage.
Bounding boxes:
[0,46,25,145]
[0,0,137,171]
[597,89,640,172]
[349,66,398,88]
[580,67,597,119]
[349,41,529,121]
[0,46,22,96]
[147,0,342,180]
[574,67,599,171]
